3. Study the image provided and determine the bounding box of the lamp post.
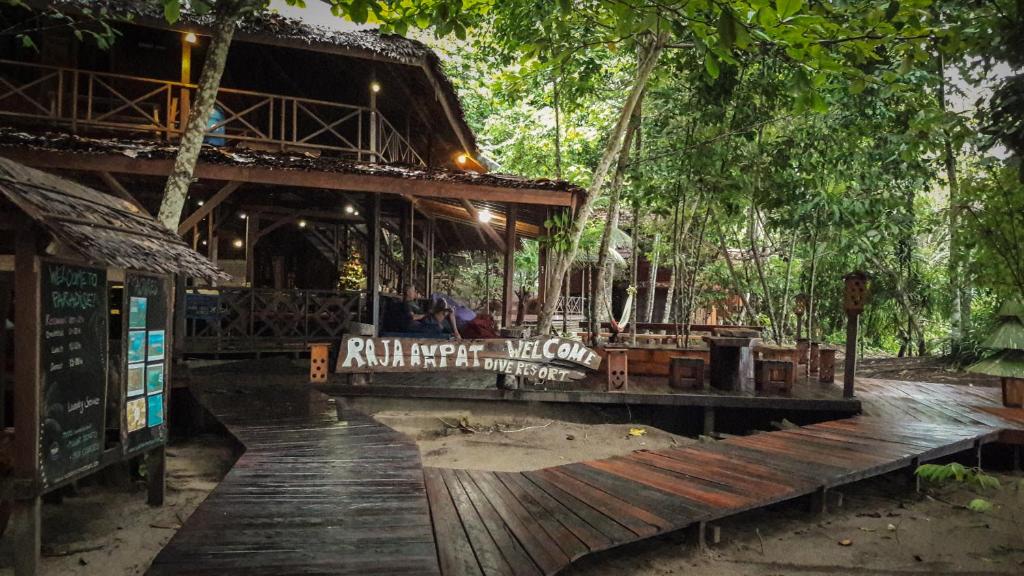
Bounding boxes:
[842,271,868,398]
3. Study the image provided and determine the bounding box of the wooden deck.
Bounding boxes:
[147,384,440,576]
[149,376,1024,576]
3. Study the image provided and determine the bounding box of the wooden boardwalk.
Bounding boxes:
[147,384,441,576]
[151,376,1024,576]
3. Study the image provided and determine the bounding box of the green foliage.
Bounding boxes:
[915,462,1001,491]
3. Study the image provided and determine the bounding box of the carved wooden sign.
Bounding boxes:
[336,336,601,382]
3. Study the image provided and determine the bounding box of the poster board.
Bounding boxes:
[122,271,169,456]
[335,336,601,382]
[39,260,108,488]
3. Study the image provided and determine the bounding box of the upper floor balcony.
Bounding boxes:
[0,58,426,167]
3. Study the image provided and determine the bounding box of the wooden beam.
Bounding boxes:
[367,194,382,336]
[416,199,540,237]
[177,181,241,235]
[502,205,517,328]
[13,225,41,576]
[461,200,505,252]
[246,204,362,224]
[1,151,575,207]
[97,171,151,215]
[254,214,298,241]
[419,61,477,164]
[402,201,414,291]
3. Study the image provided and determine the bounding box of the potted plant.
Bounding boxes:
[968,300,1024,407]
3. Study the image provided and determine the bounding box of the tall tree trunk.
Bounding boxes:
[538,34,665,334]
[778,229,798,341]
[157,2,256,229]
[643,231,660,323]
[806,222,820,341]
[682,206,711,346]
[715,212,755,321]
[662,203,680,324]
[590,98,642,345]
[749,205,780,343]
[938,51,968,356]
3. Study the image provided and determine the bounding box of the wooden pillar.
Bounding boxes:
[180,37,192,128]
[366,194,381,335]
[146,446,166,506]
[502,205,517,328]
[843,314,858,398]
[245,213,258,286]
[425,221,435,295]
[13,227,41,576]
[402,201,414,291]
[369,84,378,161]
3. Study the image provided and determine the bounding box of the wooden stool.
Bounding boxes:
[809,341,820,373]
[755,359,794,394]
[669,357,705,390]
[605,348,629,392]
[796,338,810,365]
[819,348,837,383]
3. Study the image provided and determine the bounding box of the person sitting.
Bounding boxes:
[414,299,461,339]
[381,285,426,334]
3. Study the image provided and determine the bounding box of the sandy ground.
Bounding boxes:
[0,435,236,576]
[374,409,695,471]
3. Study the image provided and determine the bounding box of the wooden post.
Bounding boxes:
[146,446,166,507]
[502,205,517,328]
[180,35,192,136]
[425,221,434,295]
[367,194,381,335]
[369,84,378,162]
[403,201,414,291]
[245,213,258,286]
[842,272,867,399]
[13,227,41,576]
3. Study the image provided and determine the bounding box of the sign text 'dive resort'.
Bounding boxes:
[336,336,601,382]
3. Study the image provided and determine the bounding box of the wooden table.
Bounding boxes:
[703,335,760,392]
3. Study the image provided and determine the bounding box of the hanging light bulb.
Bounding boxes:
[184,32,198,44]
[477,209,493,224]
[298,219,308,228]
[233,239,244,248]
[344,204,354,214]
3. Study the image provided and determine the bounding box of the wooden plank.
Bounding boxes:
[424,468,483,576]
[521,470,638,543]
[495,469,593,557]
[493,472,592,559]
[583,458,755,511]
[177,181,242,234]
[468,469,568,575]
[541,466,684,531]
[624,451,797,499]
[453,469,542,576]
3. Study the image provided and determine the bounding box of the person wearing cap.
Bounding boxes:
[415,299,461,339]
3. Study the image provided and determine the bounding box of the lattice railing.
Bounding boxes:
[184,288,363,353]
[0,59,425,166]
[556,296,586,316]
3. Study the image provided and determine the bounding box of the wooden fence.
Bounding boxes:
[184,288,363,354]
[0,59,424,165]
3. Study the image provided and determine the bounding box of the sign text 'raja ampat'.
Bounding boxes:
[336,336,601,382]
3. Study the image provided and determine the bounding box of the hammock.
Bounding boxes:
[606,286,635,336]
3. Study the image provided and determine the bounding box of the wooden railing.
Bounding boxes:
[184,288,364,354]
[556,296,585,317]
[0,59,425,166]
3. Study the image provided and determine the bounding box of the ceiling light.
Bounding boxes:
[370,82,381,93]
[477,209,492,224]
[233,239,244,248]
[184,32,198,44]
[353,210,360,216]
[344,204,354,214]
[456,154,468,166]
[238,212,247,220]
[298,220,307,228]
[197,199,204,206]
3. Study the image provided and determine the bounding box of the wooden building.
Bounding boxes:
[0,156,222,575]
[0,1,584,354]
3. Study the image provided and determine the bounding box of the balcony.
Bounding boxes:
[0,59,425,166]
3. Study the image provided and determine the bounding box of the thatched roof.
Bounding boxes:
[0,157,225,280]
[0,128,583,197]
[50,0,477,153]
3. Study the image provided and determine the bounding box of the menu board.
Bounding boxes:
[39,261,108,488]
[122,272,169,456]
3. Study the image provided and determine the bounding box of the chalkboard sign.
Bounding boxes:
[39,261,108,488]
[122,271,169,456]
